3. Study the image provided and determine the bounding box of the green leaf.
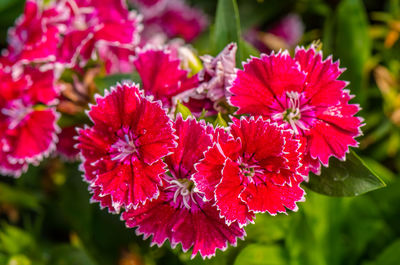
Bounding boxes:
[245,214,290,244]
[240,39,260,62]
[0,224,35,255]
[234,244,287,265]
[49,245,98,265]
[361,157,396,184]
[214,0,242,66]
[305,150,386,197]
[7,255,31,265]
[335,0,371,106]
[175,101,192,120]
[94,73,141,95]
[213,113,228,127]
[0,0,16,11]
[366,239,400,265]
[0,183,41,211]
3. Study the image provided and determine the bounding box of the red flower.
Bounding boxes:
[133,47,198,108]
[122,116,245,258]
[77,83,176,212]
[228,47,363,174]
[5,0,62,65]
[0,68,59,177]
[3,0,141,70]
[193,117,305,227]
[57,0,142,67]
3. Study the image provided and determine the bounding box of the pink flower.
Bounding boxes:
[135,0,207,42]
[268,14,304,47]
[133,47,198,108]
[5,0,62,65]
[176,43,237,116]
[193,117,305,227]
[98,46,135,74]
[228,47,363,174]
[244,14,304,54]
[157,0,207,42]
[4,0,141,71]
[58,0,142,67]
[0,68,59,177]
[122,116,245,258]
[197,43,237,102]
[77,83,176,212]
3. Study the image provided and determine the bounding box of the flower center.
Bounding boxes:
[166,178,196,210]
[1,99,32,130]
[282,91,303,134]
[238,158,263,182]
[272,91,315,135]
[109,132,138,163]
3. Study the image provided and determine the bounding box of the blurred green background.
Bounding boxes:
[1,0,400,264]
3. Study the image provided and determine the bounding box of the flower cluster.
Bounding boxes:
[0,0,206,174]
[76,44,362,258]
[2,0,141,70]
[0,67,59,176]
[1,0,363,260]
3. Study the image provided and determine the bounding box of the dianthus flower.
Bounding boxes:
[2,0,141,71]
[61,0,142,67]
[133,47,198,108]
[175,43,237,116]
[268,14,304,47]
[193,117,305,227]
[4,0,63,65]
[0,68,59,177]
[122,116,245,258]
[77,83,176,212]
[228,47,363,174]
[134,0,207,42]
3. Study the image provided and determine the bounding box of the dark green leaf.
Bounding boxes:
[305,150,386,196]
[0,0,16,11]
[214,0,242,66]
[94,73,141,95]
[366,239,400,265]
[361,157,396,184]
[335,0,371,106]
[49,245,98,265]
[239,39,260,62]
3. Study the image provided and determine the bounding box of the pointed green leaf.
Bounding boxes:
[175,101,192,120]
[214,0,242,66]
[335,0,371,106]
[305,150,386,197]
[240,39,260,62]
[213,113,228,127]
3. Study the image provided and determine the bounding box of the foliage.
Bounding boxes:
[1,0,400,264]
